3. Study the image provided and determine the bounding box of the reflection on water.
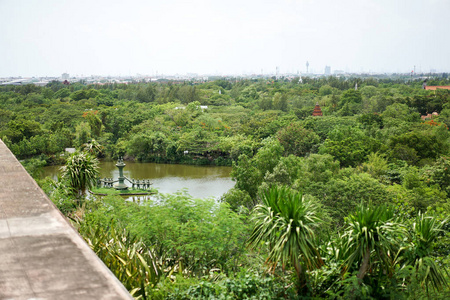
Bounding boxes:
[42,161,235,199]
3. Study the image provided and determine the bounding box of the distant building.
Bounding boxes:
[62,73,69,80]
[424,86,450,91]
[421,112,439,121]
[65,148,76,154]
[324,66,331,75]
[312,103,323,116]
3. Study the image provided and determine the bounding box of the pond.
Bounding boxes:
[41,161,235,199]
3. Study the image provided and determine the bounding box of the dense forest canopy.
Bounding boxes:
[1,74,450,299]
[2,75,450,164]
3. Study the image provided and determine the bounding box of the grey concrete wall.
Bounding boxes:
[0,139,133,300]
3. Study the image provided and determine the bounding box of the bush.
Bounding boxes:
[84,193,250,277]
[154,271,296,300]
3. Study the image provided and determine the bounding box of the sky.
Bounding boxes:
[1,0,449,77]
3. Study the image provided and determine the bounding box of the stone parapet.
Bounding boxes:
[0,139,132,300]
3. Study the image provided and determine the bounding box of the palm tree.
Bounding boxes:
[341,203,403,281]
[60,151,99,197]
[247,186,323,291]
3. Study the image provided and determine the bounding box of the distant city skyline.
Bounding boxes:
[1,0,449,77]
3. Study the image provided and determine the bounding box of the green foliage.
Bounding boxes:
[261,155,304,190]
[231,138,283,199]
[83,139,104,157]
[319,126,380,167]
[340,203,402,280]
[237,85,259,103]
[399,213,449,294]
[248,186,323,292]
[422,156,450,193]
[217,135,256,161]
[21,156,47,179]
[276,122,320,156]
[71,88,99,101]
[2,117,42,143]
[383,103,420,122]
[157,271,295,300]
[40,177,78,215]
[84,193,250,277]
[4,77,450,298]
[302,116,358,141]
[60,151,99,196]
[220,188,253,212]
[79,220,161,299]
[337,89,362,116]
[295,154,340,187]
[360,152,389,180]
[127,132,169,161]
[231,154,261,199]
[314,171,394,224]
[389,129,447,164]
[54,87,70,99]
[358,113,383,129]
[74,122,92,148]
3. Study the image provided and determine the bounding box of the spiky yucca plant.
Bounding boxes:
[341,203,403,281]
[247,186,323,291]
[402,213,449,293]
[80,221,161,299]
[60,151,99,197]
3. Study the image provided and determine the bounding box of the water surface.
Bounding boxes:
[42,161,234,199]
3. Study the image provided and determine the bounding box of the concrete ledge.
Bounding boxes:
[0,139,132,300]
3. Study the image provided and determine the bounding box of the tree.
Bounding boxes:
[247,186,323,293]
[276,122,320,156]
[136,85,156,103]
[231,154,261,199]
[337,89,362,115]
[319,126,380,167]
[341,203,403,281]
[82,110,103,137]
[75,122,92,147]
[237,85,259,103]
[127,132,169,161]
[382,103,420,122]
[60,151,99,197]
[220,188,254,212]
[217,135,256,161]
[259,94,273,110]
[388,129,447,164]
[231,138,284,199]
[318,172,394,224]
[53,87,71,99]
[273,92,288,111]
[3,118,42,143]
[262,155,304,189]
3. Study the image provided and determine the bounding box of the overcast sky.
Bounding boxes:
[1,0,449,77]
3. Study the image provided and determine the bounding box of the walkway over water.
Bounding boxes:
[0,139,132,299]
